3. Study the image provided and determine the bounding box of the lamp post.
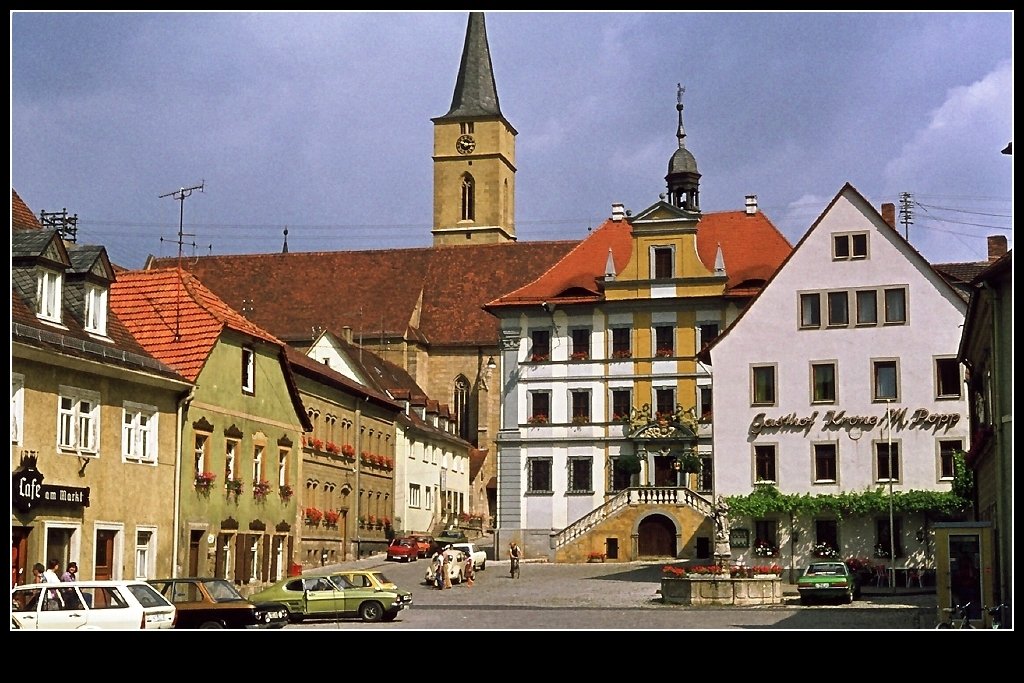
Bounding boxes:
[886,399,896,595]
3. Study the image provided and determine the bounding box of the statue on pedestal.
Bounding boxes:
[713,496,732,564]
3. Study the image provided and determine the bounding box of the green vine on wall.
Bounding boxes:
[725,483,969,521]
[951,450,975,502]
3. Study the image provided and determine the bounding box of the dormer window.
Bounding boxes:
[84,284,108,336]
[36,268,62,323]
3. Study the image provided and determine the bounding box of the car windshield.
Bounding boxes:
[204,579,245,602]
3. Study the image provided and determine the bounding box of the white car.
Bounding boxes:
[450,542,486,571]
[12,580,177,630]
[423,549,466,586]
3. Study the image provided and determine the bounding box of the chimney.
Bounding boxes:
[342,325,353,343]
[744,195,758,215]
[881,203,896,229]
[611,203,626,222]
[987,235,1008,262]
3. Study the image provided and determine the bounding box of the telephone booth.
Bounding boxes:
[933,522,995,627]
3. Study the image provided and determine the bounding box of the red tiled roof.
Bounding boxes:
[110,268,284,381]
[11,189,41,231]
[486,211,792,308]
[147,241,576,347]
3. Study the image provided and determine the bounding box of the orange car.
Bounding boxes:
[408,535,433,558]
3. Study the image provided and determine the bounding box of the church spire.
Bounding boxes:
[442,12,501,119]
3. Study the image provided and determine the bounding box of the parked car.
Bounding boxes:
[450,542,486,571]
[796,561,861,605]
[148,577,288,629]
[248,573,412,623]
[12,580,176,630]
[423,548,467,586]
[386,537,420,563]
[409,534,434,558]
[328,569,403,593]
[430,528,469,554]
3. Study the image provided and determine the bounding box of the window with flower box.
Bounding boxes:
[529,329,550,362]
[655,387,675,417]
[610,327,632,358]
[570,328,590,360]
[697,322,719,351]
[570,390,590,424]
[224,438,238,485]
[814,519,839,557]
[193,432,209,478]
[252,444,264,483]
[610,389,631,422]
[528,391,550,425]
[527,457,552,494]
[753,520,779,557]
[653,325,674,357]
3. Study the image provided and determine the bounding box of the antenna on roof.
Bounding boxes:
[159,180,204,340]
[898,192,914,241]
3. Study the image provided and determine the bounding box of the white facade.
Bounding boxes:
[708,185,969,576]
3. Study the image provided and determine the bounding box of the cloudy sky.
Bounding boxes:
[11,11,1013,270]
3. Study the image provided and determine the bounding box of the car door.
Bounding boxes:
[301,576,345,617]
[35,586,89,630]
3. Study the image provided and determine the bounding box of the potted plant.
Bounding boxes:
[341,443,355,458]
[587,551,605,563]
[753,539,778,558]
[304,507,323,524]
[325,441,340,455]
[225,478,243,496]
[570,350,589,361]
[530,352,549,362]
[571,414,589,425]
[611,348,632,359]
[195,471,216,493]
[527,414,548,425]
[252,479,272,501]
[324,509,340,527]
[655,347,674,358]
[279,484,294,502]
[813,542,839,558]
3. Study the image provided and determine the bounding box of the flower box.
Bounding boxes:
[587,551,605,563]
[571,414,590,425]
[304,507,323,524]
[341,443,356,457]
[570,351,590,361]
[279,484,294,501]
[812,543,839,559]
[655,347,674,358]
[529,353,549,363]
[226,478,244,496]
[195,471,216,493]
[527,414,548,425]
[611,349,632,359]
[311,438,324,451]
[252,479,272,501]
[325,441,340,455]
[324,510,340,526]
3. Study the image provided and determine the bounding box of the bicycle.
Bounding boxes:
[509,557,520,579]
[935,602,976,629]
[987,603,1009,629]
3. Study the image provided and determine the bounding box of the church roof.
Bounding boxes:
[147,240,576,348]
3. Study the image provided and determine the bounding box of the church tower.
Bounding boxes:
[431,12,517,246]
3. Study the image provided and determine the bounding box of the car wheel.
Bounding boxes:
[199,620,225,629]
[288,611,304,624]
[479,561,485,571]
[382,612,398,622]
[845,592,853,604]
[359,601,384,623]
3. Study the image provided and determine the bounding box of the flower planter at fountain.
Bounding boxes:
[659,565,784,606]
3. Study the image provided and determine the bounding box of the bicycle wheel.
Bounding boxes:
[935,622,952,629]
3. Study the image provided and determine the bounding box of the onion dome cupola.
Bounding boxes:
[666,83,701,213]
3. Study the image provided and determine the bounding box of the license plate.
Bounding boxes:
[815,583,830,589]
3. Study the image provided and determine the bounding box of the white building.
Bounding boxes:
[704,183,970,582]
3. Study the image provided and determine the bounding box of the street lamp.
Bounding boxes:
[886,399,896,595]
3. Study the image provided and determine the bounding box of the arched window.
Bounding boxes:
[453,375,470,442]
[461,175,475,221]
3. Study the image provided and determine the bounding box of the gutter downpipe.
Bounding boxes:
[172,385,196,578]
[355,404,362,560]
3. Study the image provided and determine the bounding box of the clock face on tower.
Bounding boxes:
[455,134,476,155]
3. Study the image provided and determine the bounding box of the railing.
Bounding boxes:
[552,486,714,550]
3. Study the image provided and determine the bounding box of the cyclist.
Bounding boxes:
[508,540,522,578]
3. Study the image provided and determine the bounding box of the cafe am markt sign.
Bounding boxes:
[749,406,961,437]
[12,454,90,513]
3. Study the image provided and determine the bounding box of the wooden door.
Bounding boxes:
[94,529,116,580]
[637,514,676,558]
[12,528,29,587]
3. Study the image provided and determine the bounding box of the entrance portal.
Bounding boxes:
[637,514,676,558]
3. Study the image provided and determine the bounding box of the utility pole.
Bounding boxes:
[898,192,914,241]
[159,181,205,340]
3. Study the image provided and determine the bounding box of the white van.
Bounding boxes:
[12,580,177,630]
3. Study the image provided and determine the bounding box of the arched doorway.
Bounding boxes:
[637,514,676,558]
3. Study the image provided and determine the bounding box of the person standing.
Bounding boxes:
[433,553,445,590]
[60,561,78,582]
[442,552,453,590]
[31,563,45,583]
[43,559,61,583]
[464,553,475,587]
